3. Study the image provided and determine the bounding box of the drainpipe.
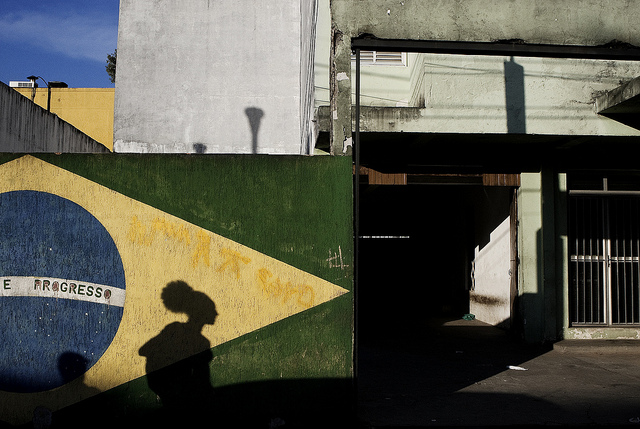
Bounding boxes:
[353,47,361,380]
[27,75,37,102]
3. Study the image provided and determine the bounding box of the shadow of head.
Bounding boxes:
[58,352,90,384]
[161,280,217,326]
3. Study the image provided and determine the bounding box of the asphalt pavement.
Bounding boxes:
[356,318,640,428]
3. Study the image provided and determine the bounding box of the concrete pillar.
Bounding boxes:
[518,171,568,343]
[518,172,545,342]
[329,5,353,156]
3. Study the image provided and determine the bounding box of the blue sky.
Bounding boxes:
[0,0,120,88]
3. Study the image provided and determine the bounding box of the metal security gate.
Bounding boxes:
[570,195,640,325]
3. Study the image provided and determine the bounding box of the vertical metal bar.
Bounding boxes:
[624,199,629,322]
[590,200,604,323]
[619,201,623,323]
[615,199,621,323]
[605,199,613,325]
[353,47,361,382]
[580,198,586,323]
[571,198,580,322]
[596,198,601,322]
[589,198,594,322]
[636,199,640,322]
[617,201,623,323]
[578,199,582,323]
[616,200,619,323]
[632,199,636,322]
[569,198,580,322]
[596,198,602,323]
[625,200,628,322]
[584,198,589,323]
[591,198,596,322]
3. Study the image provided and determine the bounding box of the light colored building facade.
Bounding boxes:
[114,0,318,154]
[327,0,640,343]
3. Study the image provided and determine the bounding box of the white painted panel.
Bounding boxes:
[470,216,511,326]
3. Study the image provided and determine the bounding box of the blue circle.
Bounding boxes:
[0,191,126,393]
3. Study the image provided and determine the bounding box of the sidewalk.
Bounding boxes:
[357,318,640,428]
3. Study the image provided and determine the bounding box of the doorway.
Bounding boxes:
[355,178,524,427]
[357,180,516,341]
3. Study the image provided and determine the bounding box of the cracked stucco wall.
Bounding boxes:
[328,0,640,155]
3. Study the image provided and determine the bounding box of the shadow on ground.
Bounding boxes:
[357,317,556,427]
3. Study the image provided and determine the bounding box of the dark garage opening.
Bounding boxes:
[355,178,523,426]
[357,181,516,342]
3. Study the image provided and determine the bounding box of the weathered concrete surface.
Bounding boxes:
[596,74,640,129]
[358,318,640,428]
[331,0,640,46]
[0,82,109,153]
[328,0,640,154]
[597,74,640,114]
[354,56,640,136]
[114,0,317,155]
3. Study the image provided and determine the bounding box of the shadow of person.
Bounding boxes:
[58,351,101,398]
[41,352,102,428]
[139,281,217,424]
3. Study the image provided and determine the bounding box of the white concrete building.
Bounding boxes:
[114,0,317,154]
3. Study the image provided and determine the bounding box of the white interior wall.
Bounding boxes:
[470,216,512,326]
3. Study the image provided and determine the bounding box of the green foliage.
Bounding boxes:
[106,49,117,84]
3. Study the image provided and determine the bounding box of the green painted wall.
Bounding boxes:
[518,171,570,344]
[0,154,354,428]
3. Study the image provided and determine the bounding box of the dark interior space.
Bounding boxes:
[356,182,516,342]
[355,181,543,428]
[346,130,640,426]
[357,184,474,343]
[353,130,527,426]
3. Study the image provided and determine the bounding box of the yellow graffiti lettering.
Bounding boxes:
[128,216,153,246]
[256,268,315,308]
[296,284,315,308]
[191,230,212,268]
[258,268,277,295]
[215,248,251,279]
[151,218,191,246]
[128,216,193,248]
[129,216,207,266]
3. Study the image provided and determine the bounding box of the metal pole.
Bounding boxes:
[353,47,361,384]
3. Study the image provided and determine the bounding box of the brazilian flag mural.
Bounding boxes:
[0,154,353,427]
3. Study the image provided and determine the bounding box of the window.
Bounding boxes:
[569,174,640,326]
[351,51,406,66]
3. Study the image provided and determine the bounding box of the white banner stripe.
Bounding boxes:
[0,276,125,307]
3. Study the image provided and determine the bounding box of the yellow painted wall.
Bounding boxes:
[15,88,114,151]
